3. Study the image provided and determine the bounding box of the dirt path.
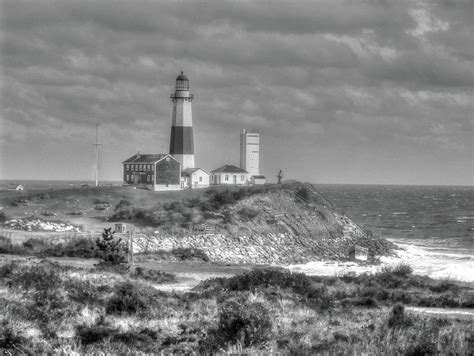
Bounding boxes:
[406,306,474,321]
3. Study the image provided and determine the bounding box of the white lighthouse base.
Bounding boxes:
[172,154,195,170]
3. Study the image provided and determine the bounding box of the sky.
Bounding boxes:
[0,0,472,185]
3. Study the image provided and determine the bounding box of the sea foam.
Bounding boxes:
[287,242,474,283]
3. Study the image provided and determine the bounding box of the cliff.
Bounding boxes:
[133,183,395,264]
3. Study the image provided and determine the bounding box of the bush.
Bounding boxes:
[171,248,209,262]
[64,279,101,305]
[114,199,131,211]
[96,228,129,266]
[111,328,159,348]
[76,316,117,345]
[388,303,411,328]
[381,263,413,277]
[213,299,272,348]
[93,199,110,205]
[7,262,62,292]
[0,320,32,352]
[0,236,22,255]
[238,207,259,221]
[130,266,176,284]
[197,268,332,310]
[0,211,8,223]
[106,282,148,315]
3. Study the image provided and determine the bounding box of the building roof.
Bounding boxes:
[122,153,174,164]
[252,175,266,179]
[181,168,210,177]
[211,164,248,174]
[176,71,189,81]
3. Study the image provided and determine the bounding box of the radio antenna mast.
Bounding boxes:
[93,124,103,187]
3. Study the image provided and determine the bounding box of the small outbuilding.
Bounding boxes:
[251,175,266,185]
[349,245,369,261]
[114,223,127,233]
[15,184,25,191]
[210,164,249,186]
[181,168,210,189]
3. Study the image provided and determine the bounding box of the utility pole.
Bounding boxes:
[93,124,103,187]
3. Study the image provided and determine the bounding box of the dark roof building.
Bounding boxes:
[122,153,168,164]
[122,153,181,191]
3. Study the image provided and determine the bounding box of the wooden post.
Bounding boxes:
[129,230,134,266]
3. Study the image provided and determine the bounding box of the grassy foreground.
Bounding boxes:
[0,257,472,354]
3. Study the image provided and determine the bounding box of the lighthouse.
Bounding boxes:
[169,71,195,169]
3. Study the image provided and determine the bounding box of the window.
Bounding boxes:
[225,175,229,181]
[147,175,150,182]
[241,175,244,181]
[126,165,129,171]
[199,176,202,182]
[126,174,129,181]
[151,165,154,171]
[134,165,137,171]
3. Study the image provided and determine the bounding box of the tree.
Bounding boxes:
[96,227,129,266]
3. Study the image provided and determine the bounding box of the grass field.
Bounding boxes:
[0,185,234,232]
[0,255,472,354]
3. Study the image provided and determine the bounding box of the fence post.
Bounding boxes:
[129,230,134,266]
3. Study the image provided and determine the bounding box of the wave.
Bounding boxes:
[381,243,474,282]
[287,243,474,283]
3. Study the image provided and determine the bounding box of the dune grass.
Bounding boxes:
[0,259,472,354]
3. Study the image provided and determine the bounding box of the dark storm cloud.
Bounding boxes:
[0,0,472,184]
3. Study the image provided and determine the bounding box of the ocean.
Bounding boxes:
[313,184,474,282]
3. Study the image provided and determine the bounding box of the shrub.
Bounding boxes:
[0,211,8,223]
[64,279,101,305]
[387,303,411,328]
[381,263,413,277]
[429,280,459,293]
[197,268,332,310]
[353,297,378,308]
[238,207,259,221]
[216,299,272,348]
[130,266,176,284]
[93,199,109,205]
[7,262,62,292]
[111,328,159,348]
[76,316,117,345]
[0,236,22,255]
[0,320,31,352]
[106,281,148,315]
[171,248,209,262]
[96,228,129,266]
[114,199,131,211]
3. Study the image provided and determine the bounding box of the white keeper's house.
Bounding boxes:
[210,164,249,186]
[181,168,210,189]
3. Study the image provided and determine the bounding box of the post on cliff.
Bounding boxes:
[277,170,283,184]
[129,229,134,266]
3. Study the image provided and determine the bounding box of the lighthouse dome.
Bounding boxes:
[175,71,190,90]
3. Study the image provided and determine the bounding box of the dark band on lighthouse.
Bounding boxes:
[169,126,194,154]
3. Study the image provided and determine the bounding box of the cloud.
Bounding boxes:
[0,0,472,184]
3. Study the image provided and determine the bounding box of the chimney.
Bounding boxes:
[136,151,140,159]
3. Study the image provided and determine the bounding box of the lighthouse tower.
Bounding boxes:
[169,71,195,169]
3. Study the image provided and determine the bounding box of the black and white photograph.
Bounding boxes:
[0,0,473,354]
